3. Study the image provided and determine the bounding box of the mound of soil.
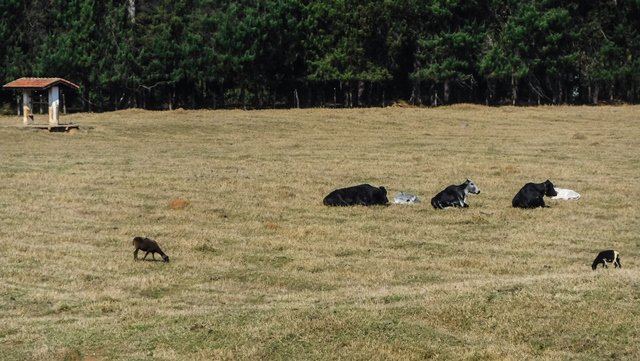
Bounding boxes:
[168,197,190,209]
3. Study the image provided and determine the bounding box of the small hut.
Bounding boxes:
[2,77,80,130]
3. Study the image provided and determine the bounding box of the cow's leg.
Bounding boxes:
[151,252,156,260]
[143,251,149,260]
[134,249,139,260]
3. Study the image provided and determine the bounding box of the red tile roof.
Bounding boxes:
[3,77,80,90]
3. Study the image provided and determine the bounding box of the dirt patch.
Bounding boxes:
[168,198,190,210]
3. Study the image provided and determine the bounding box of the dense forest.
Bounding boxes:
[1,0,639,111]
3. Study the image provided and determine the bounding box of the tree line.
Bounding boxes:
[1,0,639,111]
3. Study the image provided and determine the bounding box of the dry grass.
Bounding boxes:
[0,105,638,360]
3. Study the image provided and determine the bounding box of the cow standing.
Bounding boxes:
[592,250,621,270]
[431,179,481,209]
[512,180,558,208]
[133,236,170,262]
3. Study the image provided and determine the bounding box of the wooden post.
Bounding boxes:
[22,90,33,125]
[48,86,60,126]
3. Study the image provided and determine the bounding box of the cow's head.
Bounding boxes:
[544,180,557,197]
[377,186,389,205]
[464,179,481,194]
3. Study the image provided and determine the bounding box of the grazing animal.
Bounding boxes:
[592,250,621,270]
[430,179,481,209]
[323,183,389,206]
[133,236,169,262]
[511,179,558,208]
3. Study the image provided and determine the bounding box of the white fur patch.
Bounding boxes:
[394,192,421,204]
[552,188,580,200]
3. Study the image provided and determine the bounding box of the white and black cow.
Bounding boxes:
[511,180,558,208]
[323,184,389,206]
[430,179,481,209]
[592,250,621,270]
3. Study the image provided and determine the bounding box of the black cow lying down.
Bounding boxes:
[512,180,558,208]
[592,250,621,270]
[323,184,388,206]
[431,179,481,209]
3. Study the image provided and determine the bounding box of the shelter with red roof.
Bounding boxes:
[3,77,80,130]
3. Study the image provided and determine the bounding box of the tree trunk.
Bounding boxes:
[409,80,421,105]
[432,84,439,106]
[127,0,135,23]
[485,80,494,106]
[344,81,353,108]
[294,89,300,108]
[511,75,517,106]
[592,83,599,104]
[444,79,450,104]
[333,86,337,105]
[609,83,614,102]
[357,80,365,106]
[558,78,563,105]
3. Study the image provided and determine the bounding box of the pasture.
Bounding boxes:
[0,105,638,360]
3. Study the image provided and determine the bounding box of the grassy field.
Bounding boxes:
[0,105,638,360]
